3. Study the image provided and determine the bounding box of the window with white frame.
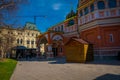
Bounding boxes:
[109,34,114,42]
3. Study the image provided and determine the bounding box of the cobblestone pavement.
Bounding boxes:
[10,58,120,80]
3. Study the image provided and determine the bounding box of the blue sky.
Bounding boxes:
[11,0,78,33]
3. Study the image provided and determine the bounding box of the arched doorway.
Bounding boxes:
[52,34,64,57]
[37,33,65,58]
[52,43,58,57]
[38,37,48,57]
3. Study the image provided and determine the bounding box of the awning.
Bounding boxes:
[13,46,27,50]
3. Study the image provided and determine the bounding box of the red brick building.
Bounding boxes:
[77,0,120,59]
[37,0,120,60]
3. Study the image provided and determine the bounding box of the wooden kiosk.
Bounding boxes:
[65,38,93,63]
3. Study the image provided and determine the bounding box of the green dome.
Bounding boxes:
[66,10,76,19]
[24,22,38,30]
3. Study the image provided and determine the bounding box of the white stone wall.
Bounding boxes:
[0,28,41,49]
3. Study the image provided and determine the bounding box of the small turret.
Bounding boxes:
[66,10,76,19]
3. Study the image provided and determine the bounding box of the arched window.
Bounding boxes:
[90,4,94,12]
[108,0,117,8]
[84,7,89,15]
[20,39,22,44]
[68,20,74,26]
[79,10,83,16]
[27,40,30,44]
[32,33,34,36]
[17,39,19,44]
[97,1,105,10]
[31,41,34,44]
[109,34,114,42]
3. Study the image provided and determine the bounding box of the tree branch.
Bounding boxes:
[0,0,15,10]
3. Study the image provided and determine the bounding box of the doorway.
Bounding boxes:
[52,48,58,57]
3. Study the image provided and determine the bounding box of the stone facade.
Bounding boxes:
[0,22,41,49]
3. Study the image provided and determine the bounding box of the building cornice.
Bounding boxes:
[64,16,77,22]
[77,0,95,10]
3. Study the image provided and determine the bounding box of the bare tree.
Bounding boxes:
[0,0,28,25]
[0,32,16,58]
[0,0,29,59]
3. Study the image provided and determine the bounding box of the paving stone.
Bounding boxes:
[10,59,120,80]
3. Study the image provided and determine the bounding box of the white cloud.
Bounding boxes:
[52,3,62,10]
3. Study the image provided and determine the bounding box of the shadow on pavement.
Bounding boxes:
[48,57,66,64]
[47,58,120,65]
[17,57,120,66]
[17,57,67,64]
[94,73,120,80]
[86,60,120,66]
